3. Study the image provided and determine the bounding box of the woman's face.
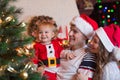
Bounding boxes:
[88,34,100,54]
[69,24,86,50]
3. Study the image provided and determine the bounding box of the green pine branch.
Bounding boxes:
[0,0,45,80]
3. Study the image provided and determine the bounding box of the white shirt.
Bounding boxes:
[57,48,86,80]
[102,61,120,80]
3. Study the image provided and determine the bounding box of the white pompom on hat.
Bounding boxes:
[71,14,98,39]
[113,47,120,61]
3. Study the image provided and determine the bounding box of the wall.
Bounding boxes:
[11,0,79,27]
[10,0,79,38]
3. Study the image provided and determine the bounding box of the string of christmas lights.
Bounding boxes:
[90,1,120,27]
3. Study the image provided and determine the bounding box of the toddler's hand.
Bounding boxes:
[66,53,76,60]
[37,66,45,76]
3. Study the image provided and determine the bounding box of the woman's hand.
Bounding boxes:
[75,72,89,80]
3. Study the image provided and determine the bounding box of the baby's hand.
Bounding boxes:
[37,66,45,75]
[66,53,76,60]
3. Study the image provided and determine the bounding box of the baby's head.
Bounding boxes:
[27,15,58,42]
[36,18,58,44]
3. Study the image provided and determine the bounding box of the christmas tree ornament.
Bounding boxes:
[16,47,24,56]
[62,40,69,46]
[5,39,9,43]
[12,19,15,22]
[24,47,32,56]
[0,67,4,76]
[5,16,13,22]
[16,47,32,57]
[25,42,35,50]
[20,71,28,80]
[0,65,7,76]
[31,64,37,71]
[7,65,17,73]
[62,40,69,48]
[0,18,2,24]
[23,62,33,71]
[20,22,26,27]
[11,59,15,62]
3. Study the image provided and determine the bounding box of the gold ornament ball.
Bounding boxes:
[62,40,69,46]
[20,71,28,80]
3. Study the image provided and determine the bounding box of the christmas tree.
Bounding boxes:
[0,0,45,80]
[90,0,120,27]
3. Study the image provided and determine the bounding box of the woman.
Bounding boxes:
[88,24,120,80]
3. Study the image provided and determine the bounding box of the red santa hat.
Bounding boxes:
[96,24,120,60]
[71,14,98,39]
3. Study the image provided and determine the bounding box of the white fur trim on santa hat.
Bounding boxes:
[96,27,114,52]
[71,16,93,39]
[113,47,120,61]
